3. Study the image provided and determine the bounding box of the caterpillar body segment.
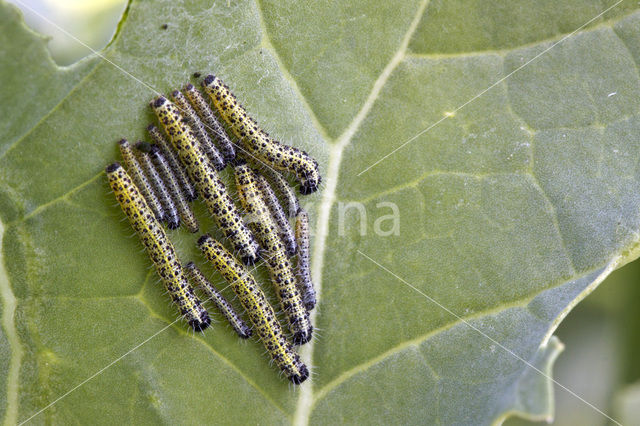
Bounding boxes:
[257,173,296,256]
[295,208,317,311]
[263,167,299,218]
[184,83,236,163]
[148,144,199,233]
[185,262,252,338]
[135,141,180,229]
[118,138,164,222]
[171,89,225,171]
[147,123,197,202]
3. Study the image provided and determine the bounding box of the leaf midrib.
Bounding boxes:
[292,0,432,423]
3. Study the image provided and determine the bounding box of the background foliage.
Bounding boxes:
[2,0,640,424]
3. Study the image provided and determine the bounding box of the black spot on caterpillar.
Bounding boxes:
[106,162,210,331]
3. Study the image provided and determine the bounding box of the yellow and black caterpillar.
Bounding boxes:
[202,75,321,194]
[198,235,308,384]
[106,163,210,331]
[135,141,180,230]
[148,144,199,233]
[118,139,164,222]
[257,173,296,256]
[295,208,317,311]
[150,96,260,265]
[233,160,312,345]
[185,262,251,339]
[171,89,225,170]
[147,123,197,202]
[184,83,236,163]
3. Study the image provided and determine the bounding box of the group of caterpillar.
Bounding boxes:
[106,75,319,384]
[233,160,312,344]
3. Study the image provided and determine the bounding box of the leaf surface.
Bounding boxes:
[1,0,640,424]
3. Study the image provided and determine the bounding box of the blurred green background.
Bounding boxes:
[7,1,640,424]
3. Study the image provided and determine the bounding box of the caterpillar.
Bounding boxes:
[202,74,321,194]
[184,261,252,339]
[147,123,198,202]
[135,141,180,230]
[150,96,260,265]
[184,83,236,163]
[198,234,308,384]
[234,160,312,345]
[295,208,317,311]
[118,139,164,222]
[256,173,296,256]
[106,163,210,331]
[171,89,225,171]
[263,167,299,218]
[148,144,199,233]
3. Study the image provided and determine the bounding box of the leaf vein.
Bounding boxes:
[0,60,102,164]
